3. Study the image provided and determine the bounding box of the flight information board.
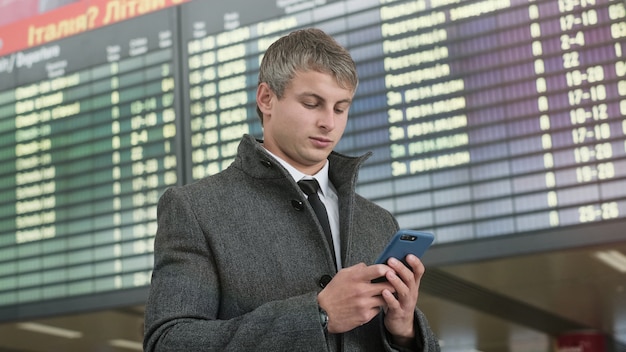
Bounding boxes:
[181,0,626,243]
[0,6,182,313]
[0,0,625,319]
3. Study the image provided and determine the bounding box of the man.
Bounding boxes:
[144,28,440,352]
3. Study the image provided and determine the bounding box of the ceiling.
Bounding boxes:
[0,238,624,352]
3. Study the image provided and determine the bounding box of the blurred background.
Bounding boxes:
[0,0,625,351]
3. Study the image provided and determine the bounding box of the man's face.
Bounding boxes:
[258,70,354,175]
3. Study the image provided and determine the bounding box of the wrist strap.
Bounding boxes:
[318,306,329,331]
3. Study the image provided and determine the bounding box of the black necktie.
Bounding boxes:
[298,179,336,265]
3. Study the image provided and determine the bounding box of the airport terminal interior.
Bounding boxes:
[1,0,625,351]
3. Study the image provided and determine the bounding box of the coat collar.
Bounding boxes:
[232,134,372,192]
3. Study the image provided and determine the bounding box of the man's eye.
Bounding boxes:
[335,105,349,114]
[303,102,317,108]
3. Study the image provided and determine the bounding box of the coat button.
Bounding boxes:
[291,200,304,210]
[318,275,332,288]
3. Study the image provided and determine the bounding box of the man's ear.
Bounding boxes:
[256,82,273,116]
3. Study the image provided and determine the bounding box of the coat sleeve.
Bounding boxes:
[143,187,329,352]
[380,309,441,352]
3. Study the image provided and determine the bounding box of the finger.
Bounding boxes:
[381,289,400,309]
[366,263,395,280]
[404,255,425,288]
[386,258,415,287]
[368,262,398,284]
[405,255,425,277]
[370,280,396,298]
[384,260,422,307]
[382,268,409,301]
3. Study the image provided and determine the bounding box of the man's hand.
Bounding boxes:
[317,263,395,333]
[381,255,425,347]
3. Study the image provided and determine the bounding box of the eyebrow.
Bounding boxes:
[299,92,353,105]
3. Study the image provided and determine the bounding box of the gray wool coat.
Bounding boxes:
[143,134,440,352]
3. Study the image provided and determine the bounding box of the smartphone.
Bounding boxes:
[375,229,434,266]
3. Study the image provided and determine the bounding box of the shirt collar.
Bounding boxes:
[263,148,330,196]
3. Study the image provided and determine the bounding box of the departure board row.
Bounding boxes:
[0,0,625,318]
